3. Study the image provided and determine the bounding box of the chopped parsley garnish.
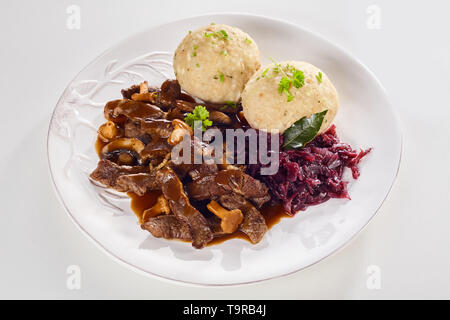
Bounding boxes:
[218,30,229,39]
[218,71,225,82]
[196,63,200,68]
[265,59,306,102]
[278,77,295,102]
[221,50,228,56]
[316,72,323,84]
[245,37,252,44]
[192,44,198,57]
[184,106,213,131]
[292,69,305,88]
[204,30,230,41]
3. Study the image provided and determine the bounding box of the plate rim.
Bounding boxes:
[47,11,403,287]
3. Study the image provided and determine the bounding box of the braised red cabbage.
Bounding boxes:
[247,125,371,214]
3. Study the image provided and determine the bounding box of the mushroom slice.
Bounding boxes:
[167,119,193,146]
[209,111,232,125]
[207,200,243,234]
[100,138,145,166]
[131,92,158,104]
[140,81,149,94]
[98,121,119,142]
[141,195,171,223]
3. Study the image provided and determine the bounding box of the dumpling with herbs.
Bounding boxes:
[173,24,261,104]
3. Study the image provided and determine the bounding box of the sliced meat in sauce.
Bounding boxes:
[105,99,164,123]
[140,119,173,138]
[219,194,267,244]
[186,169,270,207]
[187,163,218,181]
[159,79,181,108]
[90,159,149,192]
[115,172,160,196]
[141,215,191,241]
[158,167,213,249]
[140,138,172,164]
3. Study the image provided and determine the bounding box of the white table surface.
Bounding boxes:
[1,0,449,299]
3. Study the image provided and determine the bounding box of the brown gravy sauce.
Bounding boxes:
[127,191,291,246]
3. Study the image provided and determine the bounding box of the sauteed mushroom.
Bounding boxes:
[142,195,171,223]
[98,121,119,142]
[100,137,145,166]
[168,119,193,146]
[207,200,243,234]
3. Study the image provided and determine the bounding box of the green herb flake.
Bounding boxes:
[282,110,328,150]
[225,100,237,109]
[218,71,225,83]
[316,72,323,84]
[196,63,200,68]
[205,30,230,41]
[192,44,199,57]
[184,106,213,131]
[245,37,252,44]
[218,30,229,40]
[292,69,305,88]
[261,68,269,78]
[221,50,228,56]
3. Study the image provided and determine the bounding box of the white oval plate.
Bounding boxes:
[47,13,402,286]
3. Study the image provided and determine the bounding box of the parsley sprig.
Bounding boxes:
[264,59,306,102]
[184,106,213,131]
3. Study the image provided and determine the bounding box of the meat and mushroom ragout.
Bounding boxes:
[91,79,291,248]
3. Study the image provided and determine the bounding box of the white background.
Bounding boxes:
[1,0,449,299]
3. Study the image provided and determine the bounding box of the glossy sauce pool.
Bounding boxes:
[128,191,291,246]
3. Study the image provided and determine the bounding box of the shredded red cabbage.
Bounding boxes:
[247,125,371,214]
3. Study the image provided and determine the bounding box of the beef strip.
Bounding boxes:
[158,167,213,248]
[186,169,270,207]
[123,118,173,153]
[90,159,149,192]
[207,215,227,237]
[187,163,218,181]
[142,214,226,242]
[115,172,160,195]
[219,194,267,244]
[123,120,151,144]
[141,215,191,241]
[140,119,173,138]
[140,138,172,165]
[113,99,164,121]
[159,79,181,108]
[167,136,218,179]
